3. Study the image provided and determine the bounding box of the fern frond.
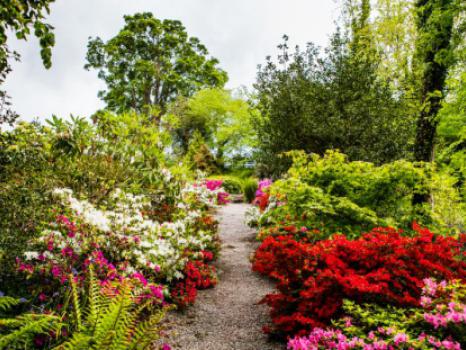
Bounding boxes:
[0,296,20,313]
[57,270,165,350]
[85,265,101,330]
[93,285,134,349]
[69,274,82,331]
[128,309,164,350]
[0,313,62,349]
[53,333,93,350]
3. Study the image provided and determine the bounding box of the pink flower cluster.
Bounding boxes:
[17,214,164,306]
[287,279,465,350]
[421,278,466,329]
[287,327,461,350]
[206,180,223,191]
[256,179,273,197]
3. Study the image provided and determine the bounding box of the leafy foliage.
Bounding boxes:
[252,224,466,337]
[0,296,62,349]
[253,32,413,177]
[85,13,228,119]
[254,150,438,238]
[168,88,257,168]
[56,268,165,350]
[0,0,56,125]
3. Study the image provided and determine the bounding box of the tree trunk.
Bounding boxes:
[412,0,455,205]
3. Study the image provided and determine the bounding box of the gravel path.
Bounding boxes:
[160,203,282,350]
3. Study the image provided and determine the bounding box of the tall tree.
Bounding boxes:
[168,88,256,168]
[0,0,56,125]
[413,0,461,163]
[85,13,228,121]
[253,33,412,177]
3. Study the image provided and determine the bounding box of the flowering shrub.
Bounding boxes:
[245,179,276,227]
[171,260,218,307]
[421,279,465,340]
[16,179,226,310]
[253,224,466,337]
[288,279,466,349]
[287,327,461,350]
[256,179,273,198]
[181,179,230,208]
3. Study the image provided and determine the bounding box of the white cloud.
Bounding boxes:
[4,0,338,122]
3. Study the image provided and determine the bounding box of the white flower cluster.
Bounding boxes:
[181,183,225,208]
[245,206,261,227]
[244,195,281,228]
[48,186,217,281]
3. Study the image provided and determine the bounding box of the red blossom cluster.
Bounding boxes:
[253,224,466,337]
[171,258,217,307]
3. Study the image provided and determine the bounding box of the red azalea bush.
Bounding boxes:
[171,260,217,307]
[253,224,466,337]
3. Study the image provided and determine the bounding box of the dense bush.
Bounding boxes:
[252,33,413,177]
[208,175,244,194]
[251,150,464,238]
[242,178,259,203]
[252,224,466,337]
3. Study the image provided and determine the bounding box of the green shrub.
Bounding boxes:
[258,150,448,237]
[242,178,258,203]
[0,115,184,292]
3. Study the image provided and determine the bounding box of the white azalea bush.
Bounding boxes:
[17,177,226,309]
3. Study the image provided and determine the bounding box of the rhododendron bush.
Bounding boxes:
[252,224,466,337]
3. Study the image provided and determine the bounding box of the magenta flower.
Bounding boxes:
[255,179,272,197]
[393,333,408,345]
[205,180,223,191]
[131,272,148,287]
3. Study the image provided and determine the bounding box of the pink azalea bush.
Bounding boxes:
[421,278,466,330]
[287,279,466,350]
[287,327,461,350]
[255,179,273,197]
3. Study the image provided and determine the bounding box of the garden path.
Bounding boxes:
[159,203,281,350]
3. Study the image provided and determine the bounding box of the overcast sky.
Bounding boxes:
[4,0,339,122]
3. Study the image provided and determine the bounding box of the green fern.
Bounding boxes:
[55,267,165,350]
[0,297,63,350]
[0,297,20,313]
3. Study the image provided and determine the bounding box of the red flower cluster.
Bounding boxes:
[253,225,466,337]
[171,259,217,307]
[254,193,270,212]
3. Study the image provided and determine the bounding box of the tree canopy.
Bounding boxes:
[167,88,256,170]
[85,12,228,120]
[0,0,56,125]
[252,33,413,177]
